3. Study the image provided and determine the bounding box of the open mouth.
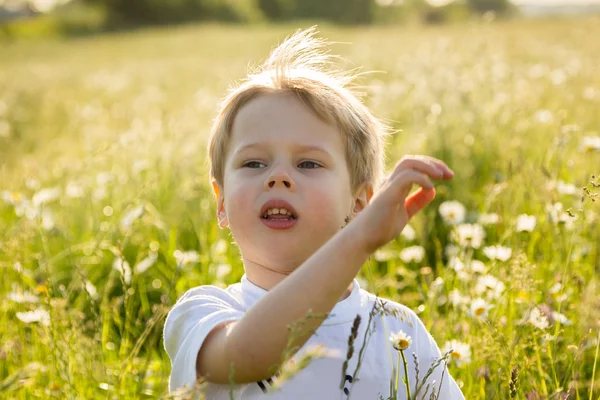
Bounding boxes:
[261,208,297,220]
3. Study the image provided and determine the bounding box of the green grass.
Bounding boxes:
[0,18,599,399]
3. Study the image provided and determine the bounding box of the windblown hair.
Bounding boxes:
[207,26,389,194]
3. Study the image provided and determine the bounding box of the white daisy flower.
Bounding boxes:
[174,250,200,267]
[399,246,425,263]
[32,187,61,207]
[7,291,40,304]
[528,307,549,330]
[483,245,512,261]
[551,311,572,326]
[478,213,500,225]
[65,181,85,198]
[439,201,466,225]
[580,135,600,152]
[16,309,50,326]
[469,298,492,319]
[374,249,397,262]
[441,340,472,367]
[547,180,578,196]
[452,224,486,249]
[389,330,412,351]
[475,274,505,299]
[516,214,536,232]
[469,259,487,274]
[401,224,416,241]
[448,288,469,306]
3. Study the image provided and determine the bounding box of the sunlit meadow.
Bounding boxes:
[1,17,599,399]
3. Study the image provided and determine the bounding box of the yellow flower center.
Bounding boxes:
[451,351,461,360]
[475,306,486,316]
[398,339,409,349]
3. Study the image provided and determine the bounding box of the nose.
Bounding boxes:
[264,167,296,191]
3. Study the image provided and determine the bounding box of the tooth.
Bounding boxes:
[273,209,280,215]
[267,209,273,215]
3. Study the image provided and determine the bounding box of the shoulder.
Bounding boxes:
[174,282,244,307]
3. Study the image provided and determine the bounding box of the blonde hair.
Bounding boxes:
[207,26,389,194]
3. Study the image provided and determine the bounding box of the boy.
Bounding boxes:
[164,27,464,399]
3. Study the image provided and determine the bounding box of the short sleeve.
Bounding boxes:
[163,285,245,393]
[412,313,465,400]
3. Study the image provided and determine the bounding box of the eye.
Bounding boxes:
[298,161,321,169]
[243,161,266,168]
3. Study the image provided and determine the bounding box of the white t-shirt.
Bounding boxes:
[164,274,464,400]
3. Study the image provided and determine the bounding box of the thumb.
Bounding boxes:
[405,188,436,219]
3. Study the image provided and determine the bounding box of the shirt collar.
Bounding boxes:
[239,274,362,326]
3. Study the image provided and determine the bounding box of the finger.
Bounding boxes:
[392,169,434,200]
[405,188,436,218]
[392,155,454,180]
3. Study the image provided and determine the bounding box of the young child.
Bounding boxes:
[164,27,464,399]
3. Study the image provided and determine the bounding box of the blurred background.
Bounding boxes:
[1,0,600,37]
[1,0,599,399]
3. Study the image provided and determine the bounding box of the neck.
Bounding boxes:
[243,257,354,302]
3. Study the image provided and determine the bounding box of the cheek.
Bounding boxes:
[305,185,349,227]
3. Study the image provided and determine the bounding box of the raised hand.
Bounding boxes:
[351,155,454,255]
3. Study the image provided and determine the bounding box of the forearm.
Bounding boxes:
[225,223,370,383]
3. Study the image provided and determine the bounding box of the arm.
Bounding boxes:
[197,156,454,385]
[196,223,371,384]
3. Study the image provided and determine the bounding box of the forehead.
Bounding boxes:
[229,93,343,154]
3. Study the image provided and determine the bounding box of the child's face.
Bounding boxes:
[214,93,366,271]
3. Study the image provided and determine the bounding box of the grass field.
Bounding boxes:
[0,17,599,399]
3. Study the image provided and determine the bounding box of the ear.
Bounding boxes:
[212,180,228,229]
[351,183,373,216]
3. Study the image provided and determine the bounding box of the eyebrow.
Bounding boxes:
[233,143,333,158]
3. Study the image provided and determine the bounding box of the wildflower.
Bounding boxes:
[16,309,50,326]
[528,307,549,330]
[469,259,487,274]
[469,298,492,319]
[7,291,40,304]
[483,245,512,261]
[32,187,61,207]
[389,330,412,351]
[401,224,416,241]
[213,263,232,280]
[174,250,200,267]
[478,212,500,225]
[96,172,114,186]
[441,340,472,367]
[439,201,466,225]
[120,205,144,229]
[399,246,425,263]
[41,209,55,231]
[547,180,578,196]
[448,257,470,281]
[374,249,397,262]
[534,109,553,124]
[551,311,572,326]
[448,288,469,306]
[516,214,536,232]
[580,135,600,152]
[65,181,85,198]
[451,223,486,249]
[475,274,505,299]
